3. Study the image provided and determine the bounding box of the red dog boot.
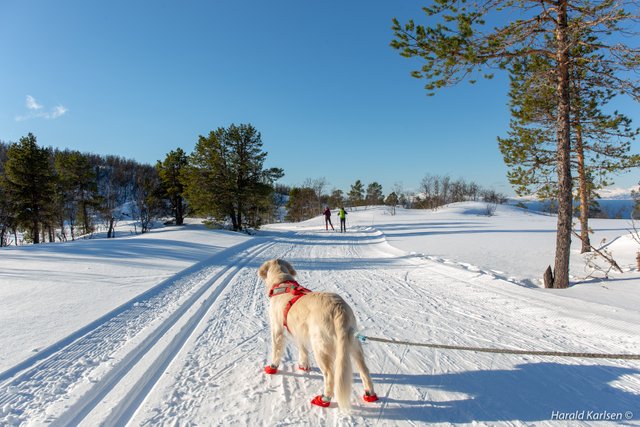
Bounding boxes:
[298,364,310,372]
[363,390,378,402]
[264,364,278,375]
[311,395,331,408]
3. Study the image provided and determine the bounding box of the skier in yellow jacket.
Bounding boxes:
[338,207,347,233]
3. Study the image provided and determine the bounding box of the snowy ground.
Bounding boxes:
[1,203,639,426]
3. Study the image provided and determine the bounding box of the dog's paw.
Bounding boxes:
[363,391,378,402]
[298,364,311,372]
[264,365,278,375]
[311,395,331,408]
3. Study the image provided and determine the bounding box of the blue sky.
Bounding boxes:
[1,1,638,196]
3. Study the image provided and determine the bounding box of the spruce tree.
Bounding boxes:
[392,1,640,288]
[4,133,56,243]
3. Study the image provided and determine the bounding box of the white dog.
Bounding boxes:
[258,258,378,410]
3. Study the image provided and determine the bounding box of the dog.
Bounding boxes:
[257,258,378,410]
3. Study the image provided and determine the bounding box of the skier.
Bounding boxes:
[338,207,347,233]
[323,207,335,231]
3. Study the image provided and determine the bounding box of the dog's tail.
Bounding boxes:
[334,306,353,411]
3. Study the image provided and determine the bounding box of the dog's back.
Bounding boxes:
[285,292,356,409]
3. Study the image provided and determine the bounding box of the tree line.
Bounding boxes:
[0,134,162,245]
[284,175,508,222]
[0,123,283,246]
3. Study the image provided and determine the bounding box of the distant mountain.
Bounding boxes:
[513,185,638,202]
[595,185,639,200]
[510,186,638,219]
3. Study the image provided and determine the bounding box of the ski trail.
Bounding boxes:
[100,240,277,426]
[52,239,277,426]
[0,237,275,426]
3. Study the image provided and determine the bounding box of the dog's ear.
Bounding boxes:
[279,260,297,277]
[258,260,271,279]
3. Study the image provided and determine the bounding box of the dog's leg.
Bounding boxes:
[351,340,378,401]
[317,350,335,399]
[269,326,286,370]
[271,326,285,365]
[297,342,310,371]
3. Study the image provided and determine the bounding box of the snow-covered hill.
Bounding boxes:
[1,203,639,425]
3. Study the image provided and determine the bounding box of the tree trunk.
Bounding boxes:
[543,265,554,288]
[33,221,40,244]
[574,88,591,253]
[236,207,242,232]
[229,208,238,231]
[108,217,115,238]
[82,200,90,234]
[175,195,184,225]
[553,0,573,289]
[70,214,76,241]
[60,218,67,242]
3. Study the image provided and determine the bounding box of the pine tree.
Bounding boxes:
[157,148,188,225]
[365,182,384,205]
[392,1,640,288]
[54,149,100,238]
[285,187,317,222]
[348,180,364,207]
[4,133,56,243]
[385,192,399,215]
[499,32,639,253]
[328,189,344,208]
[0,142,13,246]
[183,124,283,231]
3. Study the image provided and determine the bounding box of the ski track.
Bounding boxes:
[2,227,640,426]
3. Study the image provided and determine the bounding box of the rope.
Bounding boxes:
[356,334,640,361]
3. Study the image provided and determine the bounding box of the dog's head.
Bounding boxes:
[258,259,297,287]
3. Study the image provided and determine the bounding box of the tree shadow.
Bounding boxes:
[360,362,640,423]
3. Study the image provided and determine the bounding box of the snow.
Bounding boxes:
[1,204,639,426]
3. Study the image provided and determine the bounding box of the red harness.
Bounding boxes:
[269,280,312,332]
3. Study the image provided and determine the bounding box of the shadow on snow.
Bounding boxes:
[363,362,639,423]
